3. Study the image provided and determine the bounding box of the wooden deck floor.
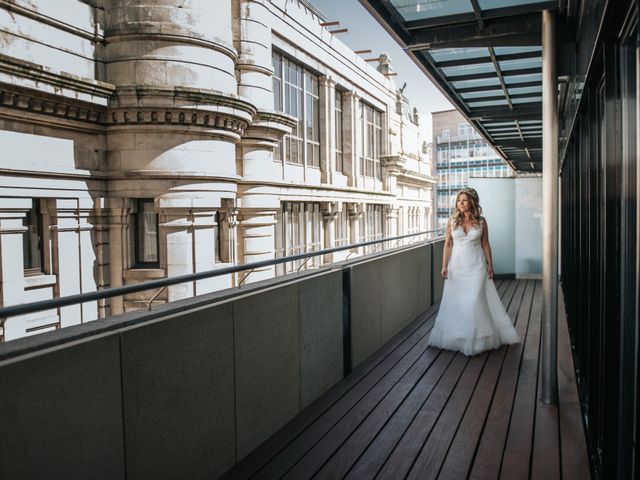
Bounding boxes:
[225,279,591,480]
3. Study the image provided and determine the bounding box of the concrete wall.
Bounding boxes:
[0,239,443,479]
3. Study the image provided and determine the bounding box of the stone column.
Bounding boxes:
[386,206,398,249]
[236,209,278,283]
[78,199,98,323]
[348,203,363,254]
[103,0,251,306]
[237,0,274,109]
[319,76,336,184]
[50,199,80,326]
[104,0,237,95]
[107,199,130,315]
[322,202,337,263]
[343,91,361,186]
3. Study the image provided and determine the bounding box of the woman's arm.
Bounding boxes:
[441,220,453,278]
[480,217,494,279]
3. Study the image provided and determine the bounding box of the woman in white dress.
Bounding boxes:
[428,188,520,356]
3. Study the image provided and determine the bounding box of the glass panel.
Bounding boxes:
[430,47,489,63]
[498,58,542,71]
[23,199,42,272]
[508,86,543,95]
[512,96,542,103]
[494,47,542,57]
[389,0,473,21]
[504,73,542,85]
[467,99,509,107]
[461,89,503,99]
[137,199,158,264]
[452,77,500,89]
[443,63,495,77]
[478,0,544,9]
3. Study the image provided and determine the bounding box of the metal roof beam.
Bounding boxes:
[468,104,542,120]
[404,1,557,30]
[446,67,541,81]
[407,14,541,50]
[456,80,541,93]
[435,50,540,68]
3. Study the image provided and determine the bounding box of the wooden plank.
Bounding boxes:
[531,403,560,479]
[308,347,444,479]
[375,354,470,479]
[407,352,489,479]
[226,304,439,479]
[342,352,455,479]
[344,280,516,479]
[529,281,560,479]
[253,313,439,479]
[556,287,591,479]
[468,280,538,480]
[500,279,544,479]
[438,279,534,479]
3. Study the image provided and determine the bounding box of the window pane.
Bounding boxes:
[23,199,43,272]
[137,199,158,264]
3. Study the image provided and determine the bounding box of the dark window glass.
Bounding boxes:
[134,199,159,267]
[23,199,44,274]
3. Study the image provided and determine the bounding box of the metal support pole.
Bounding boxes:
[541,9,559,404]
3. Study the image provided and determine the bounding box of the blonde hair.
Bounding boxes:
[450,188,483,228]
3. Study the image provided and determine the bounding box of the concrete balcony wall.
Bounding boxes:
[0,239,444,479]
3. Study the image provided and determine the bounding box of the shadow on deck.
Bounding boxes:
[225,279,590,480]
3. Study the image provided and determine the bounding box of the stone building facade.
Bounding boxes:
[0,0,435,341]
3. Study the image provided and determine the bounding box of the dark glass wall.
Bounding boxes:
[559,2,638,478]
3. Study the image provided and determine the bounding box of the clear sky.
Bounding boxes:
[311,0,453,140]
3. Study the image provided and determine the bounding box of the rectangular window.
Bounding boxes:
[272,52,320,168]
[361,103,383,180]
[23,199,44,275]
[133,199,159,267]
[275,201,323,274]
[335,90,344,173]
[458,123,473,138]
[360,204,384,253]
[335,209,349,247]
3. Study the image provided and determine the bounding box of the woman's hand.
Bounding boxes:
[441,267,448,279]
[487,265,494,279]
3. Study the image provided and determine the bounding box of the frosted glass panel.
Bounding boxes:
[468,178,515,275]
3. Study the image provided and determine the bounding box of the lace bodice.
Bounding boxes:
[450,220,483,248]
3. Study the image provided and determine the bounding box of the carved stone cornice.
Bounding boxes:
[0,83,107,124]
[0,54,114,99]
[108,108,249,137]
[239,109,297,147]
[107,86,258,138]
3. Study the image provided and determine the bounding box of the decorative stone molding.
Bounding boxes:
[0,85,108,125]
[240,110,297,147]
[0,54,114,99]
[107,86,258,138]
[104,33,238,61]
[108,108,249,137]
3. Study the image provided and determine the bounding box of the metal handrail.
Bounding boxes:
[0,228,444,319]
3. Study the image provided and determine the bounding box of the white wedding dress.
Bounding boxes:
[428,220,520,356]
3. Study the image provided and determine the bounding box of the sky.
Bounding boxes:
[311,0,453,140]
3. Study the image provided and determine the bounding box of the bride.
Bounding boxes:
[428,188,520,356]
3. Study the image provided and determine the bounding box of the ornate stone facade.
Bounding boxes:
[0,0,434,341]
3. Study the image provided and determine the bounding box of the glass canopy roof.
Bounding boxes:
[360,0,558,172]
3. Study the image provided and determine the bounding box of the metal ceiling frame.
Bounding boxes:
[359,0,559,172]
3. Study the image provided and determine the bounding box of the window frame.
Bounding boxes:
[23,198,45,276]
[272,51,321,168]
[132,198,160,269]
